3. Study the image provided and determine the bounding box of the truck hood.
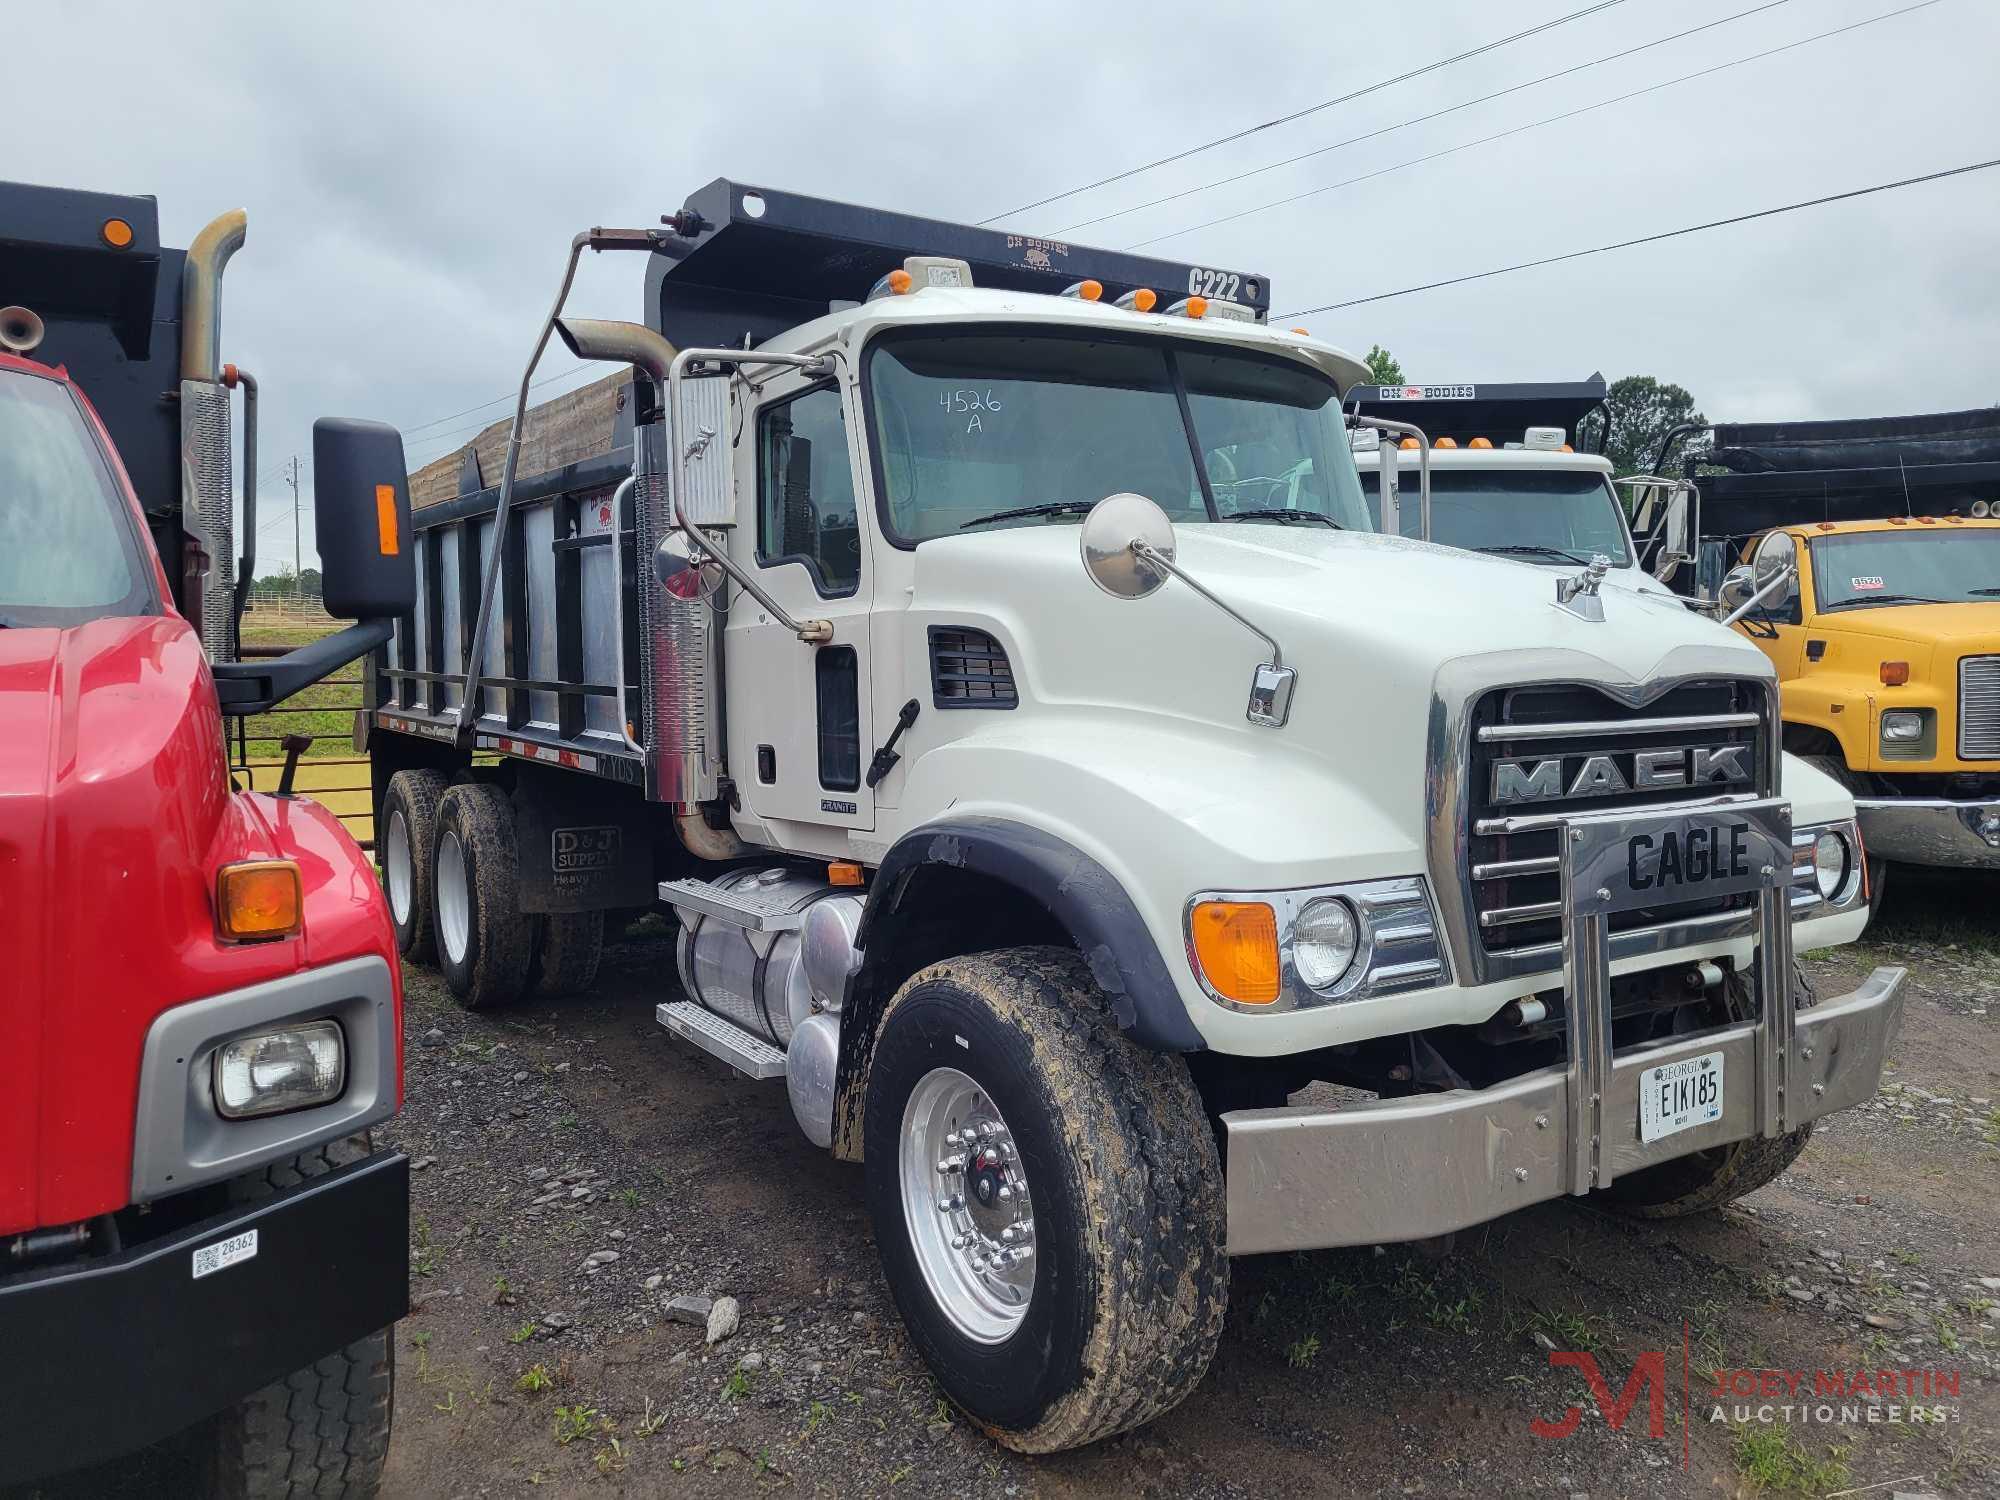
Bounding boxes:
[915,520,1749,698]
[0,616,246,1233]
[1809,601,2000,652]
[902,523,1775,887]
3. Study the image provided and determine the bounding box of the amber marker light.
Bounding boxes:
[1880,661,1910,686]
[888,268,913,294]
[100,217,134,249]
[217,860,302,942]
[1468,437,1493,449]
[375,484,401,555]
[1189,900,1280,1005]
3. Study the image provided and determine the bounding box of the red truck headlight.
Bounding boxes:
[214,1020,346,1119]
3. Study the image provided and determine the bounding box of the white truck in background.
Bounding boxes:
[362,185,1903,1452]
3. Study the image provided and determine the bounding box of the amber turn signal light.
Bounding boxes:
[1880,661,1909,686]
[218,860,302,942]
[1189,900,1280,1005]
[827,861,865,888]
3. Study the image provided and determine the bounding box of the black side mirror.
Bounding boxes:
[212,418,414,716]
[313,417,415,618]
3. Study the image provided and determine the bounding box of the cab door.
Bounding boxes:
[725,373,876,832]
[1740,529,1807,680]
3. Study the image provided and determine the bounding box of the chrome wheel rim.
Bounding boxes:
[384,809,413,925]
[436,828,471,965]
[899,1066,1034,1344]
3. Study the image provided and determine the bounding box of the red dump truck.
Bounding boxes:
[0,181,414,1495]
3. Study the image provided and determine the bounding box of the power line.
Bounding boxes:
[1126,0,1943,251]
[400,364,610,461]
[979,0,1634,225]
[1276,155,2000,317]
[1053,0,1793,238]
[400,363,591,438]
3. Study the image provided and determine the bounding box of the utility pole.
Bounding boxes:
[287,456,302,608]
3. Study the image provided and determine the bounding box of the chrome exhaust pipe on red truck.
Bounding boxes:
[178,209,247,662]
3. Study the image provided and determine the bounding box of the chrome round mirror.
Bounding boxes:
[1080,492,1176,600]
[1716,563,1756,612]
[1752,529,1796,591]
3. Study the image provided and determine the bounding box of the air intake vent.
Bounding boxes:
[929,626,1017,709]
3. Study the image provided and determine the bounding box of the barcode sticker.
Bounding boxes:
[192,1228,258,1280]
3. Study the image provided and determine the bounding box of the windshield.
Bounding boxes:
[1810,529,2000,609]
[866,330,1371,541]
[0,370,155,627]
[1358,465,1632,565]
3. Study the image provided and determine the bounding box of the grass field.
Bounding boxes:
[235,612,374,843]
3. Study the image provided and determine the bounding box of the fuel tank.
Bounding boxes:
[673,866,862,1048]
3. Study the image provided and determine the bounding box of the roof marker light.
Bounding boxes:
[1468,437,1493,449]
[1399,437,1420,450]
[888,268,913,294]
[1115,288,1158,312]
[1434,437,1458,449]
[1291,326,1310,335]
[1062,279,1104,301]
[1889,516,1908,525]
[1559,443,1573,452]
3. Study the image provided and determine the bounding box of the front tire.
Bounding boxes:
[862,947,1227,1453]
[1598,970,1818,1218]
[380,770,448,964]
[204,1138,395,1498]
[431,783,533,1009]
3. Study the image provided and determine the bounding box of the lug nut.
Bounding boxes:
[936,1154,966,1175]
[936,1195,962,1214]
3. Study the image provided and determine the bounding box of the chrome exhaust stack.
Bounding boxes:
[178,209,247,662]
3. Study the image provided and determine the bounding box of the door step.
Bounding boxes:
[660,877,806,932]
[656,1001,787,1080]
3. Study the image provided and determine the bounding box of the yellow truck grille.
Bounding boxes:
[1962,655,2000,760]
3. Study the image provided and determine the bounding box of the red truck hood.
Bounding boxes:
[0,616,272,1233]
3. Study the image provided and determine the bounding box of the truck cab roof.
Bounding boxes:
[757,283,1372,392]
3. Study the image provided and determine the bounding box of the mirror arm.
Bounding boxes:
[213,617,394,717]
[1349,416,1431,540]
[665,345,835,644]
[1131,539,1284,668]
[1720,563,1797,627]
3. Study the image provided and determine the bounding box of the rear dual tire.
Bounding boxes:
[863,947,1228,1453]
[380,770,448,963]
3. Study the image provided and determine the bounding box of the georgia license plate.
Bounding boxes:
[1638,1051,1724,1143]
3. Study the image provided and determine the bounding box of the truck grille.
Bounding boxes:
[1961,655,2000,760]
[1467,679,1770,955]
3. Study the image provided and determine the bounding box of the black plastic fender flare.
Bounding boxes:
[829,816,1205,1159]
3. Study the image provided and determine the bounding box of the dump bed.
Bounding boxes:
[1696,406,2000,537]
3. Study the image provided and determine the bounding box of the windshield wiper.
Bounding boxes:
[1968,586,2000,596]
[1220,509,1341,529]
[958,500,1098,531]
[1823,593,1949,609]
[1475,543,1596,565]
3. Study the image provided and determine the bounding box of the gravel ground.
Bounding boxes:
[31,874,1999,1498]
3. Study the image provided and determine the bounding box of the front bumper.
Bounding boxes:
[0,1149,408,1487]
[1224,966,1904,1254]
[1855,797,2000,869]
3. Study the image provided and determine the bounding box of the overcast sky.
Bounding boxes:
[12,0,1997,572]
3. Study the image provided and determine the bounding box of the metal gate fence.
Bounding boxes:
[227,646,375,850]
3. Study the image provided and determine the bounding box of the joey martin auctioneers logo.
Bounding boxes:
[1530,1331,1963,1468]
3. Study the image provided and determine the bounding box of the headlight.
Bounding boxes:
[1881,710,1925,743]
[1293,897,1359,990]
[214,1021,345,1119]
[1186,878,1447,1011]
[1812,831,1849,899]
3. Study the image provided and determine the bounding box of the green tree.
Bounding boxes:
[1601,376,1708,478]
[1363,344,1405,386]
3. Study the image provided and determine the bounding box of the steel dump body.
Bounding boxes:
[383,446,643,778]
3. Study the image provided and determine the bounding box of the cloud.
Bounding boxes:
[10,0,1994,572]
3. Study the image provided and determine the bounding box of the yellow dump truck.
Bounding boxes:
[1642,410,2000,897]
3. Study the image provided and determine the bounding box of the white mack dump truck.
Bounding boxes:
[362,182,1905,1451]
